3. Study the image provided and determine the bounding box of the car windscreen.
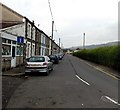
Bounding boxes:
[28,57,45,62]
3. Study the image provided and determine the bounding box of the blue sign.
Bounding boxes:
[21,37,24,43]
[17,36,24,43]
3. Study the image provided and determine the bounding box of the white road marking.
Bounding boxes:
[105,96,120,106]
[76,75,90,86]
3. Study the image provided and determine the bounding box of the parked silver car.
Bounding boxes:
[25,56,53,75]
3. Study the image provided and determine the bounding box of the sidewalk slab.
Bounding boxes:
[2,66,25,77]
[2,73,25,77]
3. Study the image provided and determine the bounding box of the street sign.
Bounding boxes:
[17,36,24,44]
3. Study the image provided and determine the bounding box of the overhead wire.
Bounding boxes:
[48,0,54,21]
[47,0,61,46]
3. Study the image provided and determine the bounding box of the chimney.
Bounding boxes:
[32,20,34,25]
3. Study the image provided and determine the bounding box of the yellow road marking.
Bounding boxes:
[79,59,119,80]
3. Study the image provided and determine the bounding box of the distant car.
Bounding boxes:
[48,55,59,64]
[58,53,64,60]
[25,56,53,75]
[55,53,64,60]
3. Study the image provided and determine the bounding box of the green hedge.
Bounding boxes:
[73,46,120,71]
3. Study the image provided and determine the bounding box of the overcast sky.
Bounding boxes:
[1,0,119,48]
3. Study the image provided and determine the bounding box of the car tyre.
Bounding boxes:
[25,72,28,75]
[45,69,49,76]
[51,65,53,71]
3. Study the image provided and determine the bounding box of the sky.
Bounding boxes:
[1,0,119,48]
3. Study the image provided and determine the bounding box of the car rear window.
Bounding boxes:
[50,55,55,58]
[28,57,45,62]
[49,55,57,59]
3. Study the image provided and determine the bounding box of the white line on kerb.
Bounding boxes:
[105,96,120,106]
[76,75,90,86]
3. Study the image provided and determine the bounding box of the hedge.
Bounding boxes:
[73,46,120,71]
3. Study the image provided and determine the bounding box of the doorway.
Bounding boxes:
[11,46,16,67]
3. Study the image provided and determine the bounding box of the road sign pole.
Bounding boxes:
[17,36,24,73]
[19,43,22,73]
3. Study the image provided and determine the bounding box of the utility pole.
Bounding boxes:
[59,38,60,53]
[83,33,85,49]
[51,21,54,55]
[0,34,2,75]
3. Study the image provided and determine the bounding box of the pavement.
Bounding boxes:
[2,74,27,108]
[2,66,25,77]
[2,66,27,108]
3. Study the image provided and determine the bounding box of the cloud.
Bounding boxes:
[1,0,119,48]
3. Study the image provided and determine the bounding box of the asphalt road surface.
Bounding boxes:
[6,54,119,108]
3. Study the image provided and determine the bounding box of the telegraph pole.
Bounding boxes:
[0,34,2,75]
[51,21,54,39]
[51,21,54,55]
[83,33,85,49]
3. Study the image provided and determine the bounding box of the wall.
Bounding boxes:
[2,23,25,37]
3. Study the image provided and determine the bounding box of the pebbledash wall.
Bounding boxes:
[0,3,60,72]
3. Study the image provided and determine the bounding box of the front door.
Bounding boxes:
[11,46,16,67]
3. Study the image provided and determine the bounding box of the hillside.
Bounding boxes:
[67,41,119,50]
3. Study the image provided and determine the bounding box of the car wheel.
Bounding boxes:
[51,68,53,71]
[51,66,53,71]
[25,72,28,75]
[45,69,49,76]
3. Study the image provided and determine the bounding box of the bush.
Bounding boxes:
[73,46,120,71]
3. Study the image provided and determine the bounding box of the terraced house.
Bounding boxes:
[0,3,60,71]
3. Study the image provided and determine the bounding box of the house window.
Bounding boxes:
[32,44,35,56]
[2,44,11,55]
[16,46,23,55]
[27,43,30,57]
[12,41,16,44]
[41,34,46,45]
[41,47,45,56]
[27,24,31,38]
[2,38,6,43]
[8,40,11,44]
[2,38,11,44]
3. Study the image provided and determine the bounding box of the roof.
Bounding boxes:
[0,3,23,18]
[0,3,24,29]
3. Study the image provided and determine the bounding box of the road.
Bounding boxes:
[6,54,119,108]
